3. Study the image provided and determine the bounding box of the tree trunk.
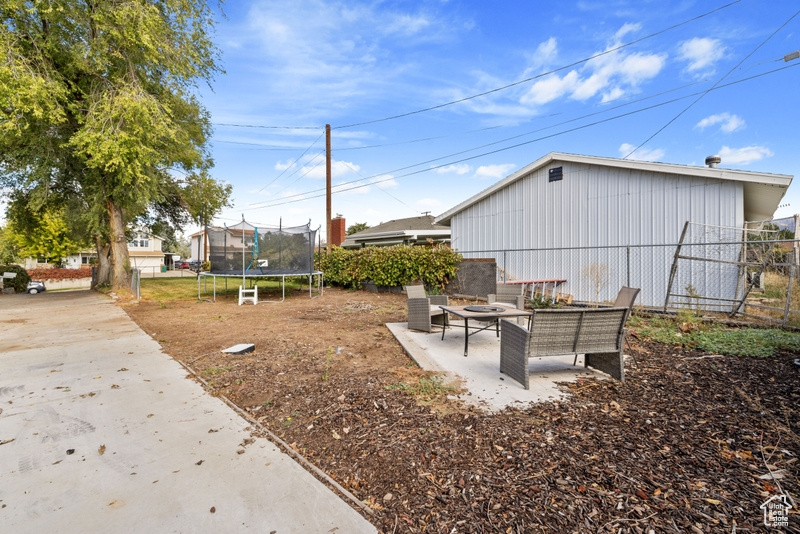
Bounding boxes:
[107,198,132,292]
[92,235,112,288]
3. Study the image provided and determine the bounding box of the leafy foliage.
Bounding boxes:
[635,316,800,358]
[316,245,462,290]
[346,222,369,235]
[0,264,31,293]
[0,1,225,291]
[528,293,559,309]
[0,225,21,264]
[7,209,84,266]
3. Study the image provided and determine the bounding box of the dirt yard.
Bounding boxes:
[122,285,800,533]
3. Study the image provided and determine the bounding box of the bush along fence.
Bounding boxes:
[0,264,31,293]
[316,244,462,291]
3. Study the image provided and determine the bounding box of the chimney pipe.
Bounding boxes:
[705,155,721,168]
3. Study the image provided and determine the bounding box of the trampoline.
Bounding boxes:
[197,219,323,303]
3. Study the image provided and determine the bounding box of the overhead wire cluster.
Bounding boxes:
[212,1,798,213]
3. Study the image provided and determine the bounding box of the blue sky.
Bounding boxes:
[197,0,800,239]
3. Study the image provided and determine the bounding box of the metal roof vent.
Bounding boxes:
[705,155,722,168]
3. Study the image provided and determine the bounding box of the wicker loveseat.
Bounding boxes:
[499,307,629,389]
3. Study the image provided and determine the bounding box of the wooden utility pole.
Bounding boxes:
[326,124,332,253]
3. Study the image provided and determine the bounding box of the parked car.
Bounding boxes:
[177,261,190,269]
[27,280,46,294]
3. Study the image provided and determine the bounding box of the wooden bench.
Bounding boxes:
[499,307,629,389]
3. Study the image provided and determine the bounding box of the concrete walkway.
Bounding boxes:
[0,290,376,533]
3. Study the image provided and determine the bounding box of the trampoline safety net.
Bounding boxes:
[206,220,317,275]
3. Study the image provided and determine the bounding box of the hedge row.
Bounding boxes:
[27,267,93,281]
[316,244,461,290]
[0,264,31,293]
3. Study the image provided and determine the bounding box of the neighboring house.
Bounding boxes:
[22,230,170,272]
[339,215,451,249]
[127,230,167,272]
[189,228,206,263]
[23,251,96,270]
[435,151,793,308]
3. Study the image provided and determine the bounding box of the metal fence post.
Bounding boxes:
[626,246,631,287]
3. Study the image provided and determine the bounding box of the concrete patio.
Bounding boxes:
[387,320,616,411]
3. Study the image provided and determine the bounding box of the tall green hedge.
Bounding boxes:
[0,264,31,293]
[316,244,461,290]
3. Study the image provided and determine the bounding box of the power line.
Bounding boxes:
[332,0,742,130]
[207,1,741,135]
[255,130,325,194]
[241,61,798,210]
[259,151,326,201]
[338,160,414,212]
[214,123,322,129]
[212,140,308,150]
[623,8,800,159]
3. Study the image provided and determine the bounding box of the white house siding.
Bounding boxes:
[451,161,745,308]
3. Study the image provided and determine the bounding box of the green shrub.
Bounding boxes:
[636,316,800,358]
[0,264,31,293]
[316,244,461,290]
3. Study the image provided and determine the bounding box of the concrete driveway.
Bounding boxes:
[0,290,376,533]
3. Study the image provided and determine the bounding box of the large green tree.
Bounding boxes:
[7,207,84,266]
[0,0,224,291]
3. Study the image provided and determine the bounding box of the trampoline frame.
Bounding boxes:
[197,271,324,303]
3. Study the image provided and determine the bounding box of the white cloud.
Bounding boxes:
[521,24,665,106]
[475,163,516,179]
[226,1,463,123]
[276,156,360,181]
[614,23,641,41]
[695,113,745,133]
[618,143,665,161]
[522,71,580,105]
[677,37,725,76]
[334,174,397,196]
[718,145,773,165]
[371,174,398,189]
[527,37,558,70]
[384,13,431,36]
[435,164,472,175]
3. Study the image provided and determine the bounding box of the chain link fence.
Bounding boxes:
[458,244,675,309]
[456,218,800,327]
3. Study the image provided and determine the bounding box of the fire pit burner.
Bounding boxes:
[463,306,506,313]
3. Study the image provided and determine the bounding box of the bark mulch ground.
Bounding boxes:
[122,287,800,533]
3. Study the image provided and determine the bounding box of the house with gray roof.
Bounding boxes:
[340,215,450,249]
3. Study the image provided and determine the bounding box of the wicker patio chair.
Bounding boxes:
[613,286,640,319]
[404,285,449,333]
[487,282,525,310]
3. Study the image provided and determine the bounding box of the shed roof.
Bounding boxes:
[435,152,793,224]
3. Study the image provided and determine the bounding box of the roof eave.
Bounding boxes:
[435,151,793,225]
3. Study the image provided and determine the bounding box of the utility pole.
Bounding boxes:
[326,124,332,253]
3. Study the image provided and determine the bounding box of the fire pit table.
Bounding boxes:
[438,305,533,357]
